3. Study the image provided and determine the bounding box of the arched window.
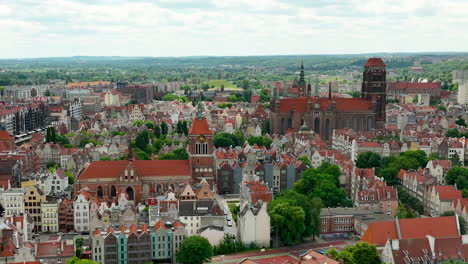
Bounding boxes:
[325,119,330,141]
[314,118,320,135]
[156,184,162,194]
[281,118,286,134]
[287,118,293,129]
[110,186,117,197]
[97,186,103,198]
[126,186,134,200]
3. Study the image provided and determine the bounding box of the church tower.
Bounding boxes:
[297,62,307,97]
[361,58,387,128]
[188,102,214,184]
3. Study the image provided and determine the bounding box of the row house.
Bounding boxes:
[426,185,462,217]
[92,221,187,264]
[355,181,399,216]
[425,159,452,184]
[36,143,63,167]
[398,169,436,203]
[450,198,468,227]
[0,101,49,137]
[237,201,270,248]
[58,198,74,233]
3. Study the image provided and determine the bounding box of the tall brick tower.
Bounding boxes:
[361,58,387,128]
[188,102,214,184]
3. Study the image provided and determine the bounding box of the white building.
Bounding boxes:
[74,190,91,233]
[104,89,121,106]
[128,104,145,121]
[69,98,83,119]
[237,201,270,247]
[2,188,26,217]
[4,85,49,99]
[44,169,69,195]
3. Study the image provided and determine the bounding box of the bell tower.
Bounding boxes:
[188,102,214,183]
[362,58,387,128]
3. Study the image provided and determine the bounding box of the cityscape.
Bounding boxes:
[1,1,468,264]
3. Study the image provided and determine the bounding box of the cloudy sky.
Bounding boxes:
[1,0,467,58]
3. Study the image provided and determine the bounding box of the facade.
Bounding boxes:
[74,190,91,233]
[41,199,59,233]
[92,221,187,264]
[3,85,49,99]
[386,82,441,99]
[2,188,26,217]
[44,169,69,195]
[36,239,75,264]
[0,101,49,137]
[58,198,74,233]
[237,201,270,247]
[23,184,45,232]
[270,58,387,141]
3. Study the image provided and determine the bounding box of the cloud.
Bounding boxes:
[0,0,467,58]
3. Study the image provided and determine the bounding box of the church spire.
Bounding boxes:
[299,61,306,86]
[197,101,204,120]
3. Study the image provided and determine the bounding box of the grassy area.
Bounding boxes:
[320,76,347,84]
[226,200,239,204]
[207,79,237,88]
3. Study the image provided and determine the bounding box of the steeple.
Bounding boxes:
[299,61,306,86]
[197,101,204,120]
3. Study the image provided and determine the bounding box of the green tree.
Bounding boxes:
[100,156,112,161]
[213,132,238,148]
[234,130,245,146]
[456,118,467,127]
[447,167,468,190]
[396,204,416,219]
[162,93,179,101]
[327,242,380,264]
[161,121,168,135]
[65,171,75,185]
[356,151,381,169]
[298,156,312,168]
[463,189,468,198]
[133,120,143,127]
[379,167,399,186]
[75,237,84,258]
[145,121,154,129]
[135,130,150,151]
[450,152,462,167]
[310,197,323,240]
[269,202,305,245]
[154,125,161,138]
[446,128,460,138]
[177,236,213,264]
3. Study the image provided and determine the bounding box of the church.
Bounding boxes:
[74,102,215,202]
[269,58,387,142]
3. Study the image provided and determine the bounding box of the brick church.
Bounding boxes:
[74,102,215,202]
[270,58,387,142]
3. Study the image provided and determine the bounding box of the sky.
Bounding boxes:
[1,0,468,58]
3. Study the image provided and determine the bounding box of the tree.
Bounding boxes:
[327,242,380,264]
[450,152,462,167]
[177,236,213,264]
[45,89,51,96]
[161,122,168,135]
[154,125,161,138]
[298,156,312,168]
[310,197,323,240]
[396,204,416,219]
[269,202,305,245]
[399,150,428,168]
[135,130,150,152]
[447,167,468,190]
[379,167,399,186]
[145,121,154,129]
[133,120,143,127]
[446,128,460,138]
[100,156,112,161]
[162,93,180,101]
[65,171,75,185]
[356,151,381,169]
[456,118,467,127]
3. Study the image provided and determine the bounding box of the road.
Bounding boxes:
[216,194,238,238]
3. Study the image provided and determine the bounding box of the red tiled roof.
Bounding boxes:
[0,131,13,140]
[362,216,459,246]
[79,160,190,179]
[189,117,213,135]
[36,241,74,258]
[364,58,386,67]
[434,186,462,201]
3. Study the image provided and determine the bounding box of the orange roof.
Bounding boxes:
[79,160,190,179]
[189,117,213,135]
[154,220,166,231]
[362,216,459,246]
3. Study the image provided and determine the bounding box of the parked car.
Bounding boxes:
[226,215,232,221]
[227,220,233,227]
[223,208,228,215]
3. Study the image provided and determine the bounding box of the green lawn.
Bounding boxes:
[207,79,237,88]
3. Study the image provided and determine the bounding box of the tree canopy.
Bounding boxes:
[327,242,381,264]
[356,151,381,169]
[447,167,468,190]
[269,202,305,245]
[177,236,213,264]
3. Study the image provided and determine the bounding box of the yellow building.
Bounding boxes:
[42,199,59,233]
[409,142,419,151]
[23,184,46,232]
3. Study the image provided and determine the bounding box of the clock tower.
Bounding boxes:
[188,102,215,183]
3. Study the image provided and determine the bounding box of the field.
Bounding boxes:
[206,80,244,92]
